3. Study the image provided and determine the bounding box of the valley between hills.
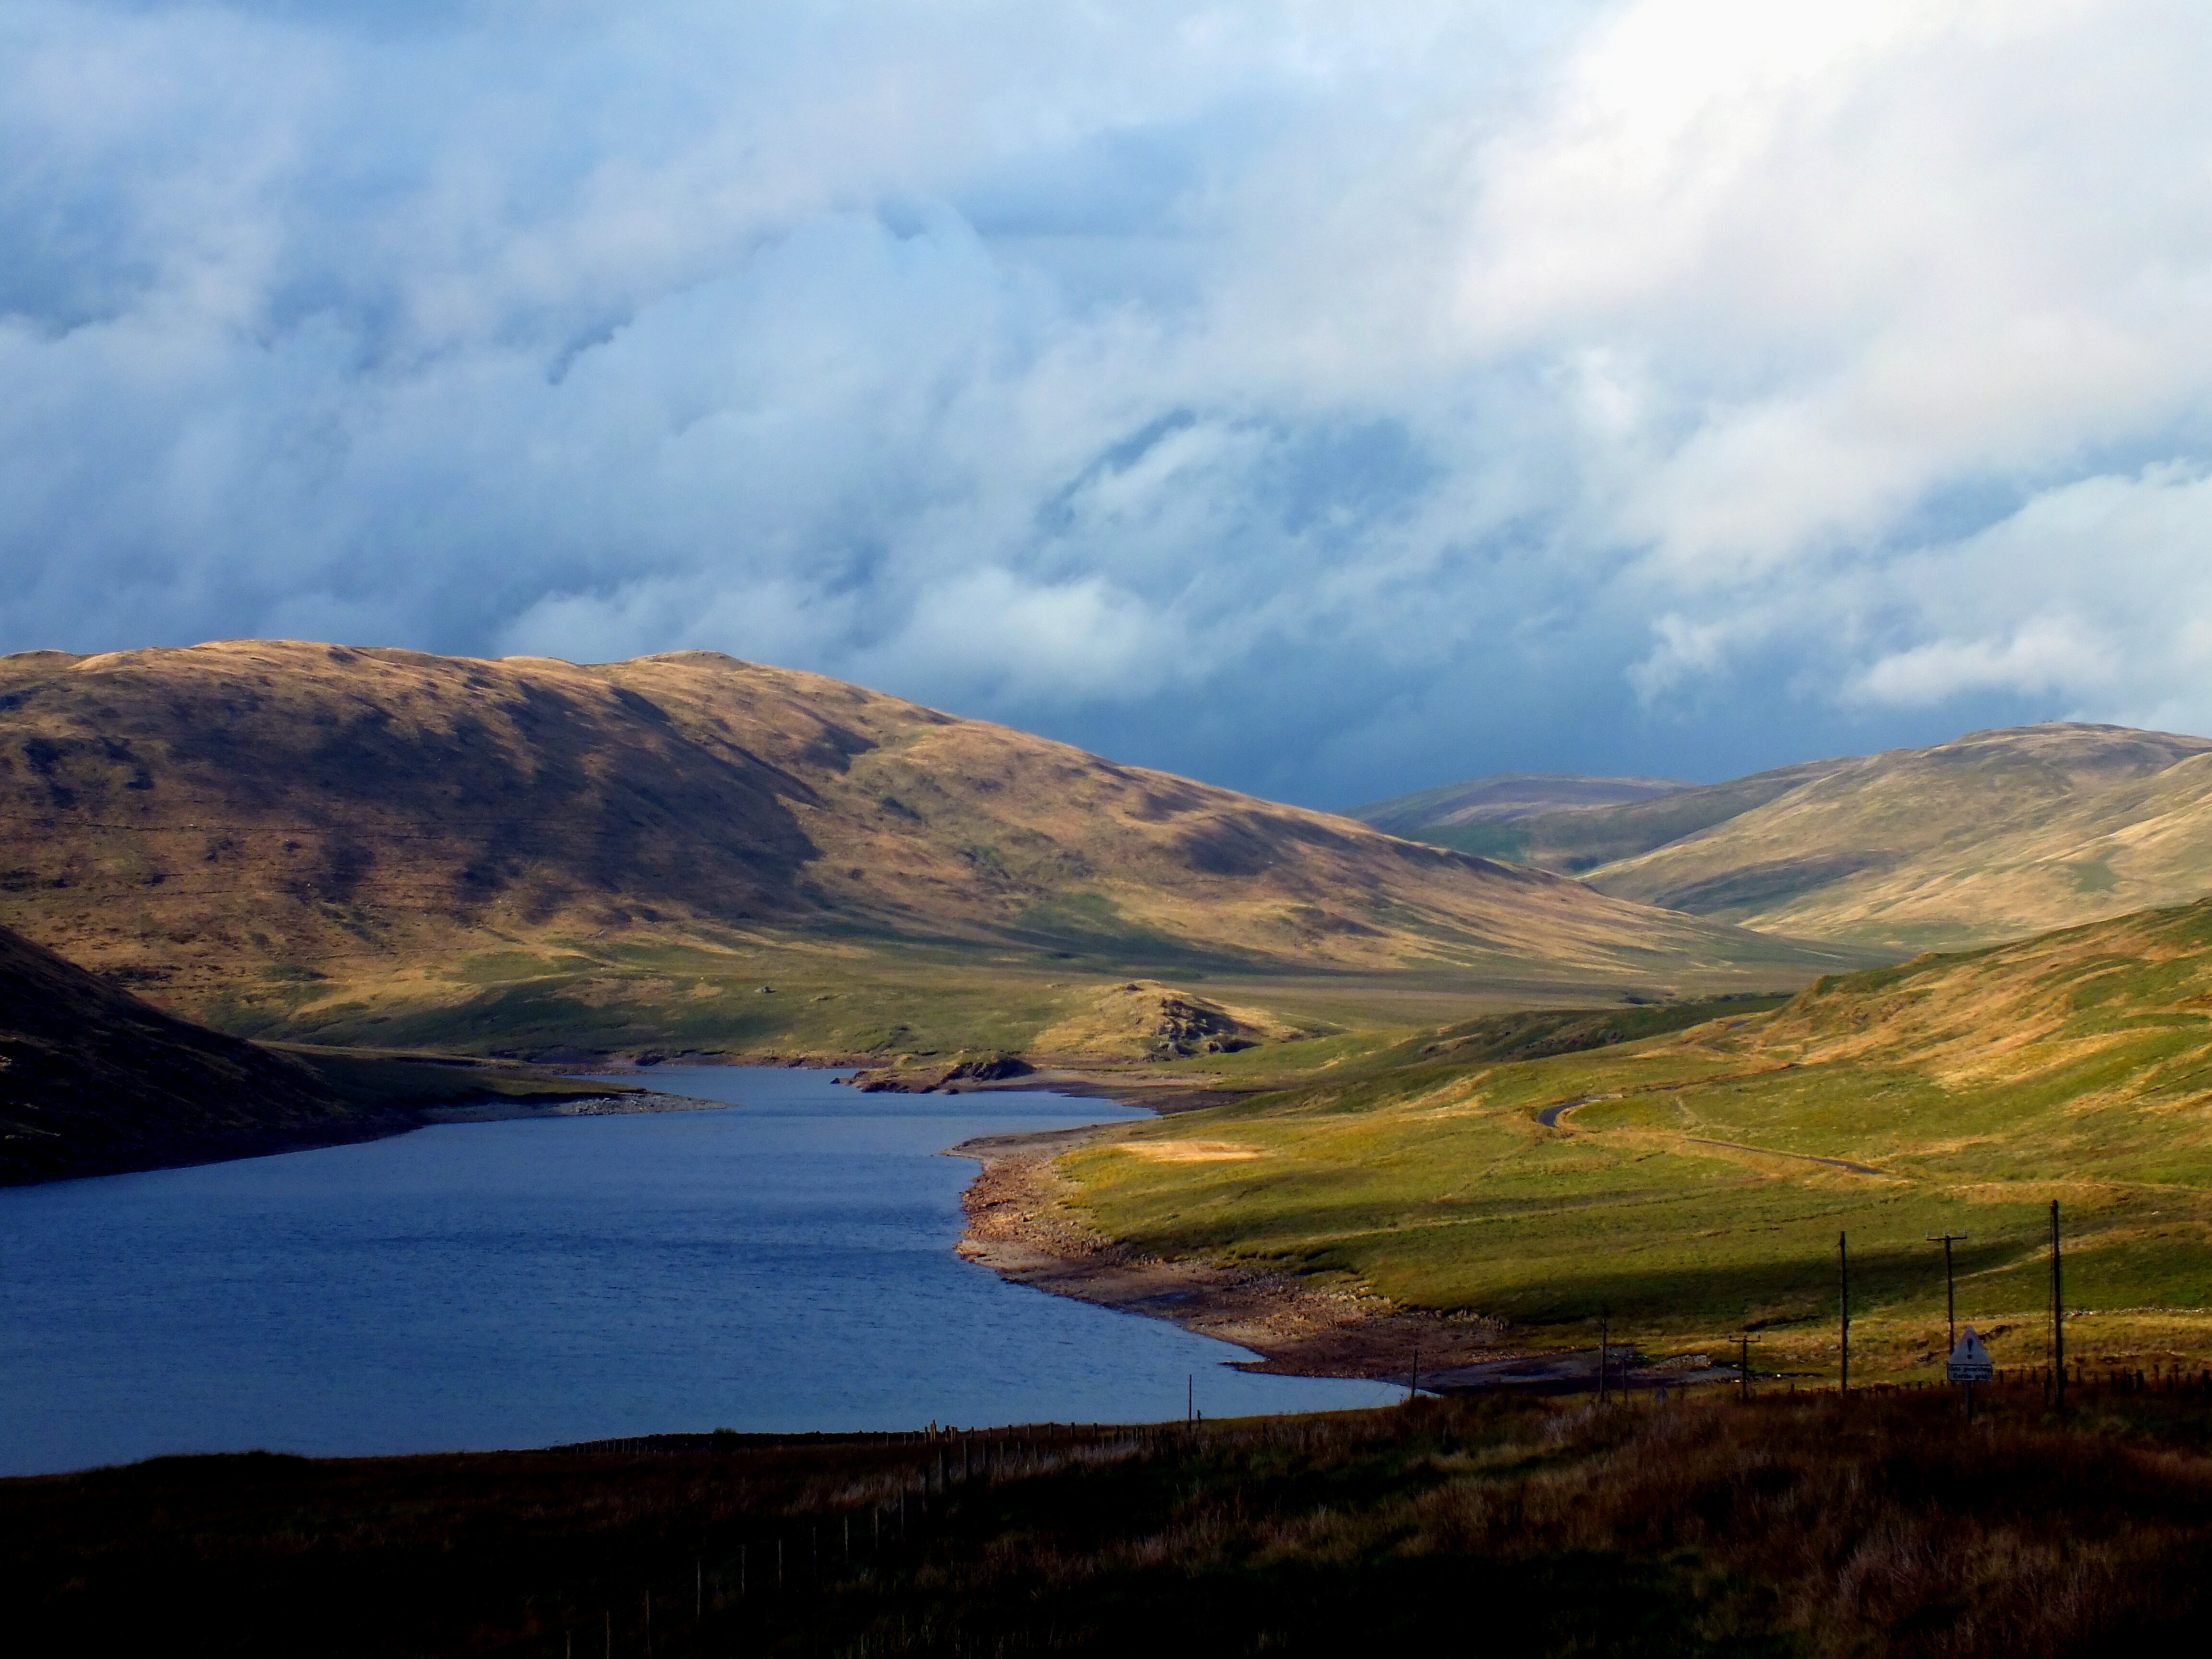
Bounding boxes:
[8,638,2212,1386]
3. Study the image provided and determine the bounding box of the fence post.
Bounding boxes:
[1838,1231,1851,1395]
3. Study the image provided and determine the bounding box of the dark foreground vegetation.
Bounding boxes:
[12,1379,2212,1657]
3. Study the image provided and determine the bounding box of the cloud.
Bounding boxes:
[1847,620,2114,709]
[6,0,2212,805]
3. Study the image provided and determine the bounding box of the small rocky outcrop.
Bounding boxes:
[846,1051,1036,1093]
[1029,980,1300,1061]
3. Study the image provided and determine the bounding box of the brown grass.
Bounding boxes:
[12,1382,2212,1656]
[0,640,1851,1054]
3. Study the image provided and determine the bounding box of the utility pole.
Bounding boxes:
[1927,1230,1968,1355]
[2051,1201,2066,1414]
[1838,1232,1851,1395]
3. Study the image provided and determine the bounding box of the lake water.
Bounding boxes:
[0,1068,1393,1475]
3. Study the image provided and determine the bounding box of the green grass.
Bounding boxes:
[1064,900,2212,1377]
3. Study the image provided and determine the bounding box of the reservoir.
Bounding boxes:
[0,1068,1392,1476]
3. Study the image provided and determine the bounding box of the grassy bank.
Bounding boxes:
[12,1384,2212,1656]
[1061,900,2212,1376]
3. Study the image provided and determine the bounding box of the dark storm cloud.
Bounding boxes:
[8,0,2212,807]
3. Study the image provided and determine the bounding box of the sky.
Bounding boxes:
[8,0,2212,809]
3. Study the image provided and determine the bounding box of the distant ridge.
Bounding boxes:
[1362,723,2212,950]
[0,641,1853,1052]
[1353,773,1690,842]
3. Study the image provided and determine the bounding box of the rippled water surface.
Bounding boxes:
[0,1067,1393,1474]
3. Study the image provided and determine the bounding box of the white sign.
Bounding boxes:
[1947,1326,1994,1383]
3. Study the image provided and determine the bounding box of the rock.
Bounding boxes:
[847,1051,1034,1093]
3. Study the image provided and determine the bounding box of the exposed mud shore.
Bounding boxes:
[949,1123,1525,1383]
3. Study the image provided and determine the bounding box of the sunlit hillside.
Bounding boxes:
[0,641,1856,1054]
[1362,724,2212,951]
[1062,897,2212,1378]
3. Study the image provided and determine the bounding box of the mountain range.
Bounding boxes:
[0,641,1845,1057]
[1355,723,2212,951]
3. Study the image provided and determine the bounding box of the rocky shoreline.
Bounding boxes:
[948,1123,1528,1384]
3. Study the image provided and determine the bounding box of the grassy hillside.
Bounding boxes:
[0,922,630,1182]
[1352,761,1836,868]
[1359,724,2212,950]
[1060,898,2212,1378]
[0,641,1853,1056]
[1590,723,2212,949]
[12,1390,2211,1657]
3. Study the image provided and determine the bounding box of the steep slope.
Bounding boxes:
[1588,724,2212,949]
[0,642,1850,1050]
[1352,762,1837,869]
[0,923,647,1182]
[0,921,413,1182]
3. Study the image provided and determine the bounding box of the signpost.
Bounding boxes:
[1948,1325,1994,1421]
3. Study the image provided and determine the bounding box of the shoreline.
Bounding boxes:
[420,1093,733,1124]
[948,1122,1529,1384]
[566,1052,1266,1114]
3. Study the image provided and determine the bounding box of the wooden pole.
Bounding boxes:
[1927,1231,1966,1356]
[1838,1232,1851,1395]
[1599,1308,1609,1405]
[2051,1200,2066,1414]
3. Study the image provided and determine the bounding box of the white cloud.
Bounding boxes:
[1847,619,2114,708]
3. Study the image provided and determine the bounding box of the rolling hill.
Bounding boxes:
[1062,894,2212,1378]
[1357,724,2212,950]
[0,642,1855,1055]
